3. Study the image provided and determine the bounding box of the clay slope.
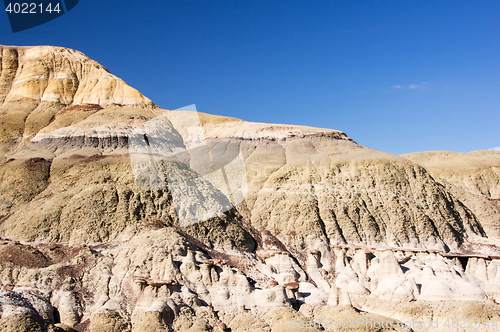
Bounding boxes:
[1,45,500,332]
[402,151,500,239]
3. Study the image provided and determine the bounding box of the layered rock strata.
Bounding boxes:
[1,45,500,331]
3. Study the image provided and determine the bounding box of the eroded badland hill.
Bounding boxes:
[1,45,500,331]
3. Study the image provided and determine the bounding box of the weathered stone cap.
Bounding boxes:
[0,45,157,108]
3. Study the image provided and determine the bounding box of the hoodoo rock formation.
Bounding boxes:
[1,45,500,331]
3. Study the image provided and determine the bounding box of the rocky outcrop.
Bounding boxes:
[0,45,156,154]
[1,45,500,331]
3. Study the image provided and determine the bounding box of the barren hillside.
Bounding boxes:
[1,45,500,332]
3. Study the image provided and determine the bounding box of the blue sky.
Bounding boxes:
[1,0,499,154]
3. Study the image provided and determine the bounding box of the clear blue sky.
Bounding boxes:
[1,0,499,154]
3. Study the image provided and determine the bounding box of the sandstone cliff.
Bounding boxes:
[0,45,156,154]
[1,45,500,332]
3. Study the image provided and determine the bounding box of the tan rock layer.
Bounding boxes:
[0,45,157,154]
